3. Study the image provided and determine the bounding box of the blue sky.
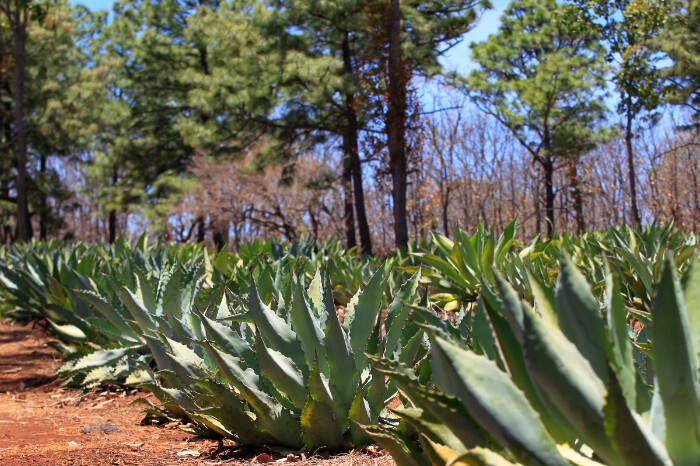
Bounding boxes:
[69,0,509,72]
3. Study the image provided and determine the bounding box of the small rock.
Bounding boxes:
[253,453,274,463]
[177,450,200,457]
[81,420,120,435]
[67,441,80,447]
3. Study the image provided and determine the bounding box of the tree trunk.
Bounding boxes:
[534,168,541,237]
[212,217,229,250]
[195,215,205,243]
[12,9,29,242]
[39,154,47,240]
[341,32,372,255]
[108,168,118,244]
[567,161,584,235]
[108,209,116,244]
[542,154,555,238]
[442,183,451,237]
[386,0,409,248]
[625,101,641,227]
[350,146,372,255]
[341,148,356,249]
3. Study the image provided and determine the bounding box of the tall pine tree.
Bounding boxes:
[465,0,608,236]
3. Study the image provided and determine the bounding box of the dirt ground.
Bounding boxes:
[0,320,395,465]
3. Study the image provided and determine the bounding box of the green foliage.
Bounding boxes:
[465,0,610,159]
[568,0,668,118]
[364,253,699,465]
[416,222,698,318]
[658,0,700,128]
[124,266,425,449]
[2,225,698,458]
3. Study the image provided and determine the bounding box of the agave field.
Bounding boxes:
[0,223,698,465]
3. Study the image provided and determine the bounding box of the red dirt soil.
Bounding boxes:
[0,320,395,465]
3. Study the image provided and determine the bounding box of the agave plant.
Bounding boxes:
[365,253,699,465]
[56,257,213,388]
[138,267,427,449]
[409,221,524,312]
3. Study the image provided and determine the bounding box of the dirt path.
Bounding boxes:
[0,321,393,465]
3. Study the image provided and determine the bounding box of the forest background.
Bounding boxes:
[0,0,698,253]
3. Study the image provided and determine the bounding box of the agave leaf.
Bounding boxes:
[681,255,700,377]
[485,277,571,444]
[154,266,175,315]
[248,278,306,373]
[527,271,558,326]
[455,229,480,277]
[322,272,357,408]
[429,333,568,466]
[166,352,206,390]
[255,331,307,408]
[650,257,700,465]
[395,407,465,453]
[47,320,87,341]
[347,268,385,364]
[365,365,387,417]
[514,296,624,464]
[470,299,501,364]
[181,262,206,312]
[300,395,345,451]
[73,289,139,340]
[140,383,188,419]
[348,385,372,446]
[204,343,302,447]
[397,328,425,367]
[160,387,197,413]
[187,412,233,438]
[125,370,150,386]
[117,286,157,332]
[434,230,456,257]
[415,253,470,288]
[360,424,428,466]
[605,269,636,408]
[134,268,156,314]
[554,445,605,466]
[307,268,323,315]
[449,447,518,466]
[143,332,176,370]
[615,246,653,298]
[82,365,115,386]
[368,354,486,449]
[480,233,495,283]
[602,366,672,466]
[84,317,139,344]
[308,357,348,428]
[383,269,421,358]
[70,346,140,373]
[495,220,517,263]
[215,293,231,319]
[196,406,274,446]
[649,379,666,442]
[554,253,613,384]
[166,337,204,368]
[289,276,327,374]
[420,437,462,466]
[199,313,256,369]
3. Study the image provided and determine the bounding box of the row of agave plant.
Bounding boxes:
[0,223,698,464]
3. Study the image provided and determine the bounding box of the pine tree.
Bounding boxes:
[659,0,700,128]
[570,0,667,226]
[465,0,609,237]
